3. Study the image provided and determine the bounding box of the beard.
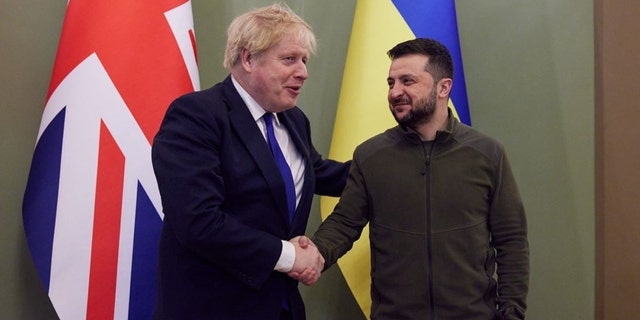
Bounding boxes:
[391,87,437,130]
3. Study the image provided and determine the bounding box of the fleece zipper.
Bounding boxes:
[422,137,437,320]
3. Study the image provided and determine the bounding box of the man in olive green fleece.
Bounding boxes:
[299,38,529,319]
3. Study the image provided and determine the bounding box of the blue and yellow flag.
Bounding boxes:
[320,0,470,317]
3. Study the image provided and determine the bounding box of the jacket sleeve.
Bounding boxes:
[312,150,368,269]
[293,109,351,197]
[489,150,529,319]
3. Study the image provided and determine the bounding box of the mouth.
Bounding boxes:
[391,100,411,110]
[285,85,302,95]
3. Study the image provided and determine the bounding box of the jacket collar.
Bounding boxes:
[398,108,461,144]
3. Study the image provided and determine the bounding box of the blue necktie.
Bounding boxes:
[263,113,296,222]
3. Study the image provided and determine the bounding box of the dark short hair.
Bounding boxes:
[387,38,453,82]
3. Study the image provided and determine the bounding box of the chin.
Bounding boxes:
[393,110,410,120]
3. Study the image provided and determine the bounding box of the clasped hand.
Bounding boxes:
[287,236,324,286]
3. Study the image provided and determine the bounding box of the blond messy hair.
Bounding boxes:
[223,2,316,70]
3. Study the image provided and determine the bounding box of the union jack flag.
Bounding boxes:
[22,1,199,319]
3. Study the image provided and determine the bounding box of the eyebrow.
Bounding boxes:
[389,74,416,81]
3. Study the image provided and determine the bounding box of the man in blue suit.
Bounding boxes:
[151,3,350,320]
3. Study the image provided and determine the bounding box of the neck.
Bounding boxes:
[415,106,448,141]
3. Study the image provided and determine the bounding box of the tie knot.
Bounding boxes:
[263,113,276,136]
[263,112,274,124]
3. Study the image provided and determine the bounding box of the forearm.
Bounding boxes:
[312,211,365,270]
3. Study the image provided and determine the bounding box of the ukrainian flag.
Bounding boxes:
[320,0,470,317]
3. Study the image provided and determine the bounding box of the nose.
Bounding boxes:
[388,84,403,101]
[294,61,308,80]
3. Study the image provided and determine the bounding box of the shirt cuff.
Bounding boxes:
[274,240,295,272]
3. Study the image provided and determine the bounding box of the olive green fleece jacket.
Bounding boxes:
[313,109,529,320]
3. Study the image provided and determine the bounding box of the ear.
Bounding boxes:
[437,78,453,98]
[240,48,253,72]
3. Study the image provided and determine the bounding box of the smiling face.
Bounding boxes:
[387,54,439,129]
[242,35,309,113]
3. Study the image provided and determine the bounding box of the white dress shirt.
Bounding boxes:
[231,76,305,272]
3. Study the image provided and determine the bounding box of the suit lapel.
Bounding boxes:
[278,111,313,228]
[222,77,291,223]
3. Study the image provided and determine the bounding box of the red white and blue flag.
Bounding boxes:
[22,1,199,319]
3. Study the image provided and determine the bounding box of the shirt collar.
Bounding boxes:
[231,75,281,125]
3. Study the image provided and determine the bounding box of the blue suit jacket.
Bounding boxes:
[151,76,350,319]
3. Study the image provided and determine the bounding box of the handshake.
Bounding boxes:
[287,236,324,286]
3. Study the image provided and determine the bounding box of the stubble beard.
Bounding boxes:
[392,88,438,130]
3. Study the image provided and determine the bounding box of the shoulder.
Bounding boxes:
[354,126,408,157]
[163,78,245,125]
[169,83,225,112]
[155,82,235,142]
[454,123,507,162]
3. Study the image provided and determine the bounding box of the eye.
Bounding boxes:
[403,78,415,85]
